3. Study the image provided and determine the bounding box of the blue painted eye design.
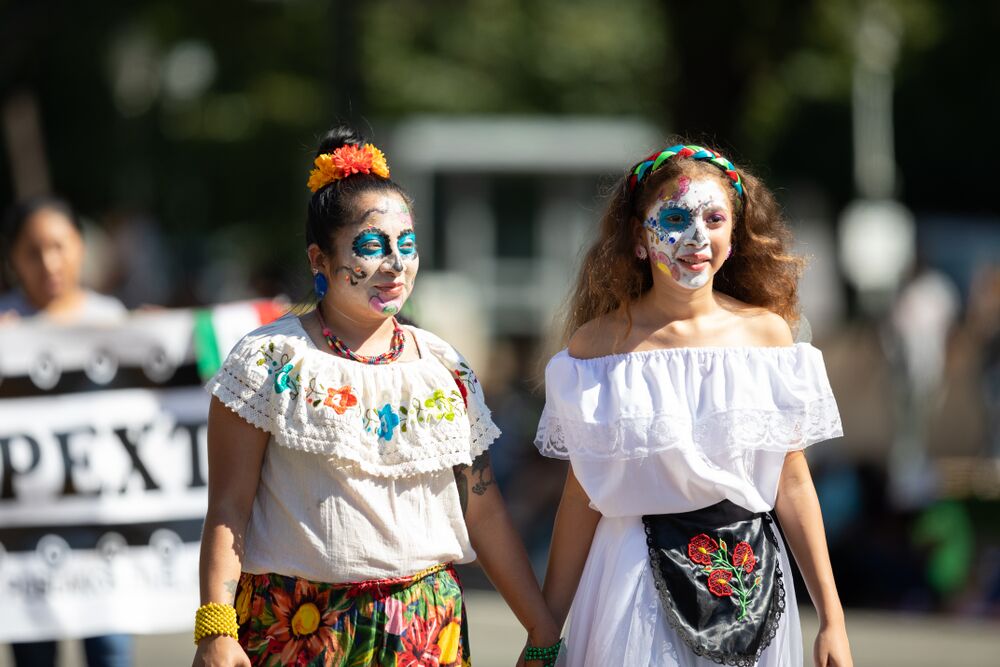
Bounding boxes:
[398,230,417,257]
[657,207,691,233]
[352,230,390,258]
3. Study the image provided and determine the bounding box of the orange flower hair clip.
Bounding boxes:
[307,143,390,192]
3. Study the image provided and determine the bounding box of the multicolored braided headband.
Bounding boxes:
[628,144,744,204]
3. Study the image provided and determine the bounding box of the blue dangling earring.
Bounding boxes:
[313,271,328,299]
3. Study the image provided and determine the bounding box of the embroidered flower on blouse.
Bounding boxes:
[324,385,358,414]
[376,404,401,441]
[425,388,459,422]
[452,370,468,406]
[257,343,301,398]
[452,362,479,396]
[274,363,300,396]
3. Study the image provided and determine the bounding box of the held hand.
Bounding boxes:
[514,646,545,667]
[814,620,852,667]
[192,635,251,667]
[521,627,562,667]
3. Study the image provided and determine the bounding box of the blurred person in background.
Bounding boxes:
[193,126,560,667]
[968,264,1000,458]
[884,258,960,506]
[0,196,130,666]
[0,196,126,323]
[535,144,852,666]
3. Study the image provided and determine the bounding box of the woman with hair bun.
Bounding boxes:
[193,126,560,667]
[536,144,853,666]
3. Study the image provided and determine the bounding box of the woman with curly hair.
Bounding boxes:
[535,144,853,666]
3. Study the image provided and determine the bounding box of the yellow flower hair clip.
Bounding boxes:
[307,143,390,192]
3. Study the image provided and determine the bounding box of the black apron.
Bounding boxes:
[642,500,786,666]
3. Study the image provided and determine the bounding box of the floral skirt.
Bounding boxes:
[236,564,471,667]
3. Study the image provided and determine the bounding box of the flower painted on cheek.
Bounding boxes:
[650,249,671,275]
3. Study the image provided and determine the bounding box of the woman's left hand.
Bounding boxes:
[814,620,853,667]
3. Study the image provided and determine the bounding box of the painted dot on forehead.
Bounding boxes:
[674,176,691,197]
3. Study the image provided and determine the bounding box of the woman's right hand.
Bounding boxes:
[192,635,251,667]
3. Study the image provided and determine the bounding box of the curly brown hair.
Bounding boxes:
[561,143,804,344]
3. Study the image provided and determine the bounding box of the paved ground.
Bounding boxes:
[2,593,997,666]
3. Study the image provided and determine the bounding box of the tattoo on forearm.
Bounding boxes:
[470,452,494,495]
[454,465,470,515]
[223,579,238,602]
[454,453,495,516]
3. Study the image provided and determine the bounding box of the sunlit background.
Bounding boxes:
[1,0,998,665]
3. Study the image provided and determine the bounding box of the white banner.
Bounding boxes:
[0,387,209,641]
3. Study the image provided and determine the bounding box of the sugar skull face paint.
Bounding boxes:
[325,193,418,318]
[642,175,733,290]
[352,229,390,259]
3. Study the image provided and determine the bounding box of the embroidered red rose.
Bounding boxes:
[732,542,757,573]
[688,533,720,566]
[707,569,734,597]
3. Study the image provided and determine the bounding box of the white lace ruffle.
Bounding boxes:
[536,396,842,460]
[534,344,843,462]
[205,316,500,478]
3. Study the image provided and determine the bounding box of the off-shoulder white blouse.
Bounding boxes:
[206,315,500,582]
[535,344,843,516]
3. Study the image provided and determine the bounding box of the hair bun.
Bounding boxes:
[316,125,365,157]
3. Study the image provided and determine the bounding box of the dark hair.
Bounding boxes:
[305,125,411,253]
[562,139,804,343]
[1,195,82,284]
[2,195,81,254]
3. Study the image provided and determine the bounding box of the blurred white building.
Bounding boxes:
[385,115,662,365]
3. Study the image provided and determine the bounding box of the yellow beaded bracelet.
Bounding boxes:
[194,602,239,645]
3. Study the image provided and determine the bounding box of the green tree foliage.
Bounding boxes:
[359,0,669,116]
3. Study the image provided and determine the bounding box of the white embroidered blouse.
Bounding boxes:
[535,344,843,517]
[205,315,500,583]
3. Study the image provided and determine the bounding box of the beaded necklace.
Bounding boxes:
[315,306,405,365]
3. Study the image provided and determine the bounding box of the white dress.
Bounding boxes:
[535,345,843,667]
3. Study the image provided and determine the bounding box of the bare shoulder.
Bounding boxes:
[717,294,794,347]
[567,311,628,359]
[748,310,794,346]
